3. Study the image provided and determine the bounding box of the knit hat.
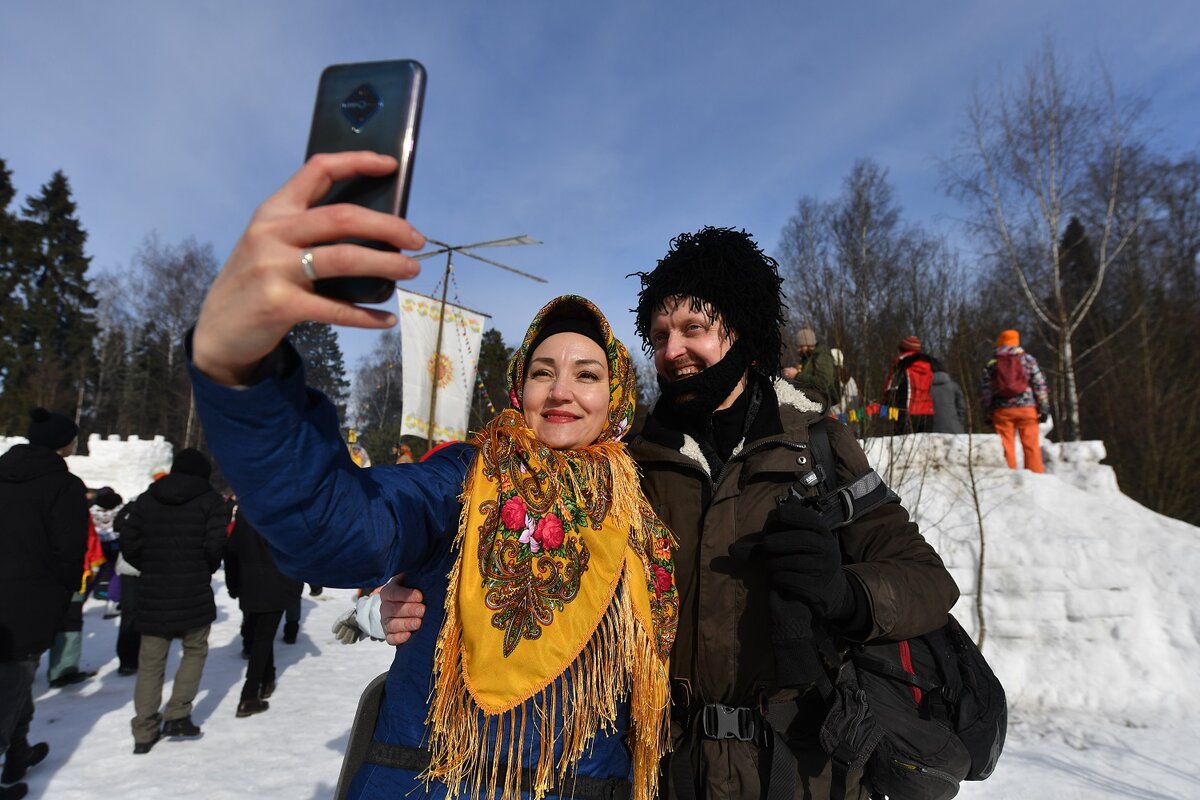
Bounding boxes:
[632,226,787,377]
[899,335,922,353]
[170,447,212,480]
[795,327,817,347]
[26,407,78,450]
[996,329,1020,347]
[95,487,123,510]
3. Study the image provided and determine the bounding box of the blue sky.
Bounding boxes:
[3,2,1198,378]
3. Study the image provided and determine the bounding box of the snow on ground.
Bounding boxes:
[12,432,1200,798]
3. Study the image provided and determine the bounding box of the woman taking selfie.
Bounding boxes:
[189,152,676,800]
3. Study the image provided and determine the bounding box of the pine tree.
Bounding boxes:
[1058,218,1100,320]
[0,160,22,422]
[123,321,172,438]
[470,328,512,430]
[289,321,351,419]
[0,170,97,432]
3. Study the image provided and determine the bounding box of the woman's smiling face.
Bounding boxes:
[521,332,610,450]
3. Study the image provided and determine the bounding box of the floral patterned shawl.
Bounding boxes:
[425,295,677,800]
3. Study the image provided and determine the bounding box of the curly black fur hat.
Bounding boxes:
[630,227,787,377]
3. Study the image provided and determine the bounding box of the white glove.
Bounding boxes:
[355,593,387,641]
[331,609,366,645]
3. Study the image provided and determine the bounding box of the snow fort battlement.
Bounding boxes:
[0,433,175,504]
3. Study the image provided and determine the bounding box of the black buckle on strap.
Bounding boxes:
[700,704,758,742]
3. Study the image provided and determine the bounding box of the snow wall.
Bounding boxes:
[862,432,1200,723]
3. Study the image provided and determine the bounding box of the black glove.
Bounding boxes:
[1038,411,1048,423]
[759,499,855,621]
[730,537,824,688]
[730,499,854,689]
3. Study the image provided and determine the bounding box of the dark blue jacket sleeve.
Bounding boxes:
[188,342,473,589]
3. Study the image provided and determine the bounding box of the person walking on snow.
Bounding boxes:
[0,408,88,798]
[120,447,230,754]
[225,510,303,718]
[981,329,1050,473]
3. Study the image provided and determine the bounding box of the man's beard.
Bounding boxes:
[655,339,750,429]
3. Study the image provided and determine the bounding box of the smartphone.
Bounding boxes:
[304,59,426,304]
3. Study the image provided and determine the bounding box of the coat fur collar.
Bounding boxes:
[640,376,824,478]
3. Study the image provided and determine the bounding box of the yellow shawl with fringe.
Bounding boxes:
[424,296,677,800]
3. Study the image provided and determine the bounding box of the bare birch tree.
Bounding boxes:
[944,42,1143,440]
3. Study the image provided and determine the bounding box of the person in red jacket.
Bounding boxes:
[881,335,938,434]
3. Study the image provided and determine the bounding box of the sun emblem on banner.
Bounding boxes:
[427,352,453,388]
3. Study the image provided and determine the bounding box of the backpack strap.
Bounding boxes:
[668,681,803,800]
[806,417,840,494]
[802,418,900,531]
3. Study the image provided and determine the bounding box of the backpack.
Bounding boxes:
[806,422,1007,800]
[824,616,1007,800]
[991,353,1029,399]
[904,358,935,416]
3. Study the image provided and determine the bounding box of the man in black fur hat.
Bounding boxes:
[625,227,959,800]
[0,409,87,795]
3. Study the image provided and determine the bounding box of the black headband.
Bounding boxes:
[526,317,607,365]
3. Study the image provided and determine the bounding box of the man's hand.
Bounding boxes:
[380,574,426,646]
[729,506,835,690]
[759,498,854,620]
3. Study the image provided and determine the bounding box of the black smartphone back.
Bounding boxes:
[305,59,426,303]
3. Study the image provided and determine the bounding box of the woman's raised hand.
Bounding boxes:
[192,151,425,386]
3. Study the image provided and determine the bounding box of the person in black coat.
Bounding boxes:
[0,408,87,791]
[120,448,229,754]
[225,512,302,718]
[112,504,142,675]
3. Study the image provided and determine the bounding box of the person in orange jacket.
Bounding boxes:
[980,329,1051,473]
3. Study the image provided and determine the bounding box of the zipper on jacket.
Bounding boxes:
[712,437,809,490]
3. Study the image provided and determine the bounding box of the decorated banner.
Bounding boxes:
[397,288,488,443]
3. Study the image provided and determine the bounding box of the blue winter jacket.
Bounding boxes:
[189,343,632,799]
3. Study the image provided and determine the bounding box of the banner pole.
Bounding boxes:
[426,251,453,450]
